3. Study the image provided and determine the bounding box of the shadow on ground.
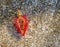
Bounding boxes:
[6,22,22,40]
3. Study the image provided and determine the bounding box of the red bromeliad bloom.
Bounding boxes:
[12,9,28,36]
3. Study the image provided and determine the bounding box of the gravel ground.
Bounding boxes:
[0,0,60,47]
[0,11,60,47]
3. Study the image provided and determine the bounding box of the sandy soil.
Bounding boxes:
[0,11,60,47]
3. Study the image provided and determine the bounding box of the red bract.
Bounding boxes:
[12,15,28,36]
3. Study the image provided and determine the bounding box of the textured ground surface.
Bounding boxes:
[0,11,60,47]
[0,0,60,47]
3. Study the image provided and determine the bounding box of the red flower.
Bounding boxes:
[13,15,28,36]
